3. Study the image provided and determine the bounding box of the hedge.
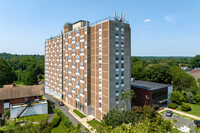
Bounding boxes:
[51,115,61,128]
[181,103,191,111]
[167,103,178,109]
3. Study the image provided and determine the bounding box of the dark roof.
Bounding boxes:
[73,20,87,24]
[0,85,44,100]
[131,80,171,90]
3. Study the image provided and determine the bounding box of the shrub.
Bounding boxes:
[181,103,191,111]
[51,115,61,128]
[167,103,178,109]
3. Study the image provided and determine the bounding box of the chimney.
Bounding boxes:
[12,83,16,87]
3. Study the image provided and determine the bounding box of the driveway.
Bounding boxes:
[43,93,86,129]
[161,112,196,132]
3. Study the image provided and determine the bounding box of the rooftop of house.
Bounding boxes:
[190,68,200,73]
[131,80,171,90]
[0,84,44,100]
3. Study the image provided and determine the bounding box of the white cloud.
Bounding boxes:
[164,16,173,23]
[144,19,151,23]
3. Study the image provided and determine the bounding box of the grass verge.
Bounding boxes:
[73,109,86,118]
[87,119,102,129]
[175,103,200,118]
[17,114,48,123]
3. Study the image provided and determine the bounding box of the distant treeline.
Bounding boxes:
[0,52,44,61]
[135,56,193,60]
[0,52,44,87]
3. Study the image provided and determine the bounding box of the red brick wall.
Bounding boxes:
[0,101,4,114]
[10,98,25,104]
[131,86,152,106]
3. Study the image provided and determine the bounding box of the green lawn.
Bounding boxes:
[73,109,86,118]
[87,120,102,129]
[17,114,48,123]
[51,124,69,133]
[175,103,200,117]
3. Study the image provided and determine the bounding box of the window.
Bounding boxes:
[99,40,102,45]
[99,63,102,68]
[115,30,119,36]
[121,31,124,37]
[99,31,102,37]
[121,55,124,60]
[99,24,102,29]
[99,103,102,108]
[76,29,79,34]
[121,47,124,53]
[76,68,79,73]
[116,47,119,53]
[121,79,124,84]
[99,86,102,92]
[99,47,102,53]
[121,71,124,77]
[116,80,119,85]
[76,42,79,47]
[116,96,119,102]
[99,94,102,101]
[116,71,119,77]
[116,55,119,60]
[115,23,119,28]
[99,79,102,84]
[116,88,119,93]
[121,64,124,68]
[116,64,119,69]
[99,55,102,61]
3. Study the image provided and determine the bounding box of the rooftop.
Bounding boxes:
[131,80,171,90]
[0,85,44,100]
[46,16,129,40]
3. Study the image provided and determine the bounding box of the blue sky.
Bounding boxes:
[0,0,199,56]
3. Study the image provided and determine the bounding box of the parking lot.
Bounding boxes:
[161,112,196,132]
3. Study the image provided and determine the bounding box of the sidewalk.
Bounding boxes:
[62,99,96,132]
[159,107,200,120]
[46,94,96,132]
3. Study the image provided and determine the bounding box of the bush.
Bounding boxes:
[181,103,191,111]
[51,115,61,128]
[167,103,178,109]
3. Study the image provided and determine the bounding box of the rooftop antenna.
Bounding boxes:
[120,13,122,22]
[114,11,117,20]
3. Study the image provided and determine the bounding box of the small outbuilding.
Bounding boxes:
[131,80,173,108]
[0,84,48,118]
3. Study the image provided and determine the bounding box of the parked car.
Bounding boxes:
[194,120,200,127]
[59,101,64,106]
[166,110,173,117]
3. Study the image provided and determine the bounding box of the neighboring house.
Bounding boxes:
[189,68,200,83]
[131,80,173,108]
[0,84,48,118]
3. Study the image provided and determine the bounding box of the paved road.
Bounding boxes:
[44,93,86,129]
[161,112,196,132]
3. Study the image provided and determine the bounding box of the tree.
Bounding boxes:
[131,62,144,79]
[0,58,16,87]
[23,71,38,85]
[102,108,132,128]
[170,66,198,94]
[142,64,172,84]
[190,55,200,68]
[120,90,135,111]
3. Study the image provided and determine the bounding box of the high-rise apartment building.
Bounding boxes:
[45,14,131,120]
